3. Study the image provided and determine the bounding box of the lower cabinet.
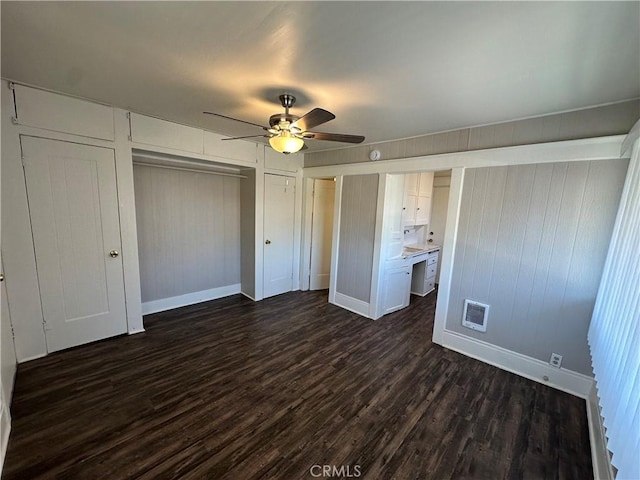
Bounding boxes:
[410,250,439,296]
[382,263,412,314]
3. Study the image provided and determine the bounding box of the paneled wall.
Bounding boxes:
[336,174,379,303]
[133,165,241,304]
[240,168,256,299]
[446,159,628,375]
[305,100,640,167]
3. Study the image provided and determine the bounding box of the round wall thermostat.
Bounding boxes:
[369,149,381,161]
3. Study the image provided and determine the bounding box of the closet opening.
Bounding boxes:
[132,150,256,316]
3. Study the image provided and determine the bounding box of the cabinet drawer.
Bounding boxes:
[425,278,436,293]
[427,254,438,266]
[409,252,428,264]
[426,264,437,278]
[387,257,410,270]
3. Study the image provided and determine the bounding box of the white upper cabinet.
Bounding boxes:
[415,172,434,225]
[404,173,419,196]
[12,84,115,141]
[403,172,434,226]
[264,147,303,173]
[204,131,258,162]
[129,113,204,154]
[381,174,406,260]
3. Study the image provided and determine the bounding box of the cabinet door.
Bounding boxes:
[404,173,419,196]
[402,194,417,226]
[383,174,406,259]
[383,265,411,314]
[418,172,434,195]
[415,195,432,225]
[415,172,434,225]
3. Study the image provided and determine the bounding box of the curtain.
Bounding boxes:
[588,122,640,480]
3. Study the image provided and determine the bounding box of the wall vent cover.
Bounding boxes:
[462,299,489,332]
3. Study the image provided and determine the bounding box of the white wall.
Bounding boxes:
[446,159,629,375]
[335,174,379,303]
[240,168,257,300]
[133,164,242,313]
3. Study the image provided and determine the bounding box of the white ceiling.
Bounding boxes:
[2,2,639,151]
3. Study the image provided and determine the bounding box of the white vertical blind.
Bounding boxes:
[588,127,640,480]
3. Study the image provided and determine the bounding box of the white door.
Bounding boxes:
[309,179,335,290]
[430,181,450,282]
[21,136,127,352]
[264,174,296,298]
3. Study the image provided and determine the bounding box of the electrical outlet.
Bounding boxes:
[550,353,563,368]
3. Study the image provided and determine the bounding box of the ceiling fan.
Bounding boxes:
[204,94,365,154]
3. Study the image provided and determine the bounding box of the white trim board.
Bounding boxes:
[16,353,46,365]
[332,292,371,318]
[303,136,626,178]
[439,329,594,398]
[141,284,241,315]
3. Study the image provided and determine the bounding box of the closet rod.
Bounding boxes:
[133,152,245,173]
[133,161,248,179]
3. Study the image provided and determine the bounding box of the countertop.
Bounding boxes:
[401,244,440,258]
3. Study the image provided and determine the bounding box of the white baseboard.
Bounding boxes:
[142,284,241,315]
[586,384,614,480]
[17,353,46,364]
[127,328,146,335]
[241,291,257,301]
[332,292,371,318]
[438,329,594,398]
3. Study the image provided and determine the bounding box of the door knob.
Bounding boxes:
[109,250,120,258]
[265,240,271,245]
[0,273,4,282]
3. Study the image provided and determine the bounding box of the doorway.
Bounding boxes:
[309,179,335,290]
[430,171,451,282]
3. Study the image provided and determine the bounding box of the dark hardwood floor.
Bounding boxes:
[3,290,592,480]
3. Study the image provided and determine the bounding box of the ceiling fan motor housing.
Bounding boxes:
[269,113,300,130]
[270,94,300,131]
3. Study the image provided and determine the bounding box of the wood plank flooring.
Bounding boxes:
[3,291,592,479]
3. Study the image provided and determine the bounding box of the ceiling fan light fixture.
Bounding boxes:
[269,133,304,154]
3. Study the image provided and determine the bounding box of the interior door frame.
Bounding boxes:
[301,176,338,292]
[308,178,336,290]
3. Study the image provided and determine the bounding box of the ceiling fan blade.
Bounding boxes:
[203,111,267,130]
[291,108,335,131]
[221,134,270,141]
[304,132,365,144]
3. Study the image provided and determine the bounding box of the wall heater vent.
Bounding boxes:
[462,299,489,332]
